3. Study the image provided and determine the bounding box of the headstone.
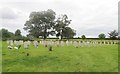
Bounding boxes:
[94,41,97,47]
[27,41,31,46]
[109,42,111,45]
[81,41,84,47]
[10,40,13,46]
[112,41,114,44]
[14,40,17,45]
[66,40,69,46]
[48,40,53,51]
[79,41,81,46]
[49,46,52,51]
[44,40,48,47]
[49,40,53,46]
[74,41,78,48]
[70,41,73,45]
[24,41,28,49]
[7,40,10,44]
[87,41,91,48]
[99,41,102,45]
[33,40,39,48]
[104,41,106,44]
[56,41,59,47]
[61,41,64,46]
[20,40,24,45]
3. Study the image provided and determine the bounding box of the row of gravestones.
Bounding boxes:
[6,40,119,49]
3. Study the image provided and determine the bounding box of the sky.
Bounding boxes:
[0,0,119,38]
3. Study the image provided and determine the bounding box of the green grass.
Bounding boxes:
[0,41,2,73]
[2,41,118,72]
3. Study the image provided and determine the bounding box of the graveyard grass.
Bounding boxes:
[2,41,118,72]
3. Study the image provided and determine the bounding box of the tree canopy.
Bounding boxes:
[81,35,86,39]
[54,14,76,39]
[15,29,22,37]
[98,33,106,39]
[24,9,76,39]
[108,30,118,39]
[0,28,14,40]
[24,9,56,39]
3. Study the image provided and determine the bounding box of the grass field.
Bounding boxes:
[2,41,118,72]
[0,41,2,73]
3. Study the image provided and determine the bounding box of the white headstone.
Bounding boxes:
[56,41,59,47]
[7,40,10,44]
[61,41,64,46]
[66,40,69,46]
[74,41,78,48]
[33,40,39,48]
[24,41,28,49]
[10,40,13,46]
[94,41,97,47]
[87,41,91,48]
[81,41,84,47]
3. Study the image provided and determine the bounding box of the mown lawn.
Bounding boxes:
[0,41,2,73]
[2,41,118,72]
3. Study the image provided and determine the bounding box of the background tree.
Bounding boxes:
[118,35,120,40]
[15,29,21,37]
[14,29,22,40]
[108,30,118,39]
[98,33,106,39]
[62,27,76,38]
[24,9,56,39]
[0,28,14,41]
[54,14,76,39]
[81,35,86,40]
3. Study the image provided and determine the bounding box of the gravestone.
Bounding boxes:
[74,41,78,48]
[7,40,10,44]
[94,41,97,47]
[10,40,13,46]
[48,40,53,51]
[87,41,91,48]
[33,40,39,48]
[56,41,59,47]
[81,41,84,47]
[61,41,64,46]
[66,40,70,46]
[24,41,28,49]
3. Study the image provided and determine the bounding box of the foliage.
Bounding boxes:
[98,33,106,39]
[24,10,76,39]
[24,9,56,39]
[62,27,76,38]
[108,30,118,39]
[81,35,86,39]
[54,14,76,39]
[0,28,14,41]
[118,36,120,40]
[15,29,22,37]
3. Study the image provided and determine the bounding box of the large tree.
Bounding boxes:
[98,33,106,39]
[54,14,76,39]
[108,30,118,39]
[24,9,56,39]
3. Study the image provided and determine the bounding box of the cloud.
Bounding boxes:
[0,0,119,37]
[0,7,19,19]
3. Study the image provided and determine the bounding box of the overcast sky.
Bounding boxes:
[0,0,119,38]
